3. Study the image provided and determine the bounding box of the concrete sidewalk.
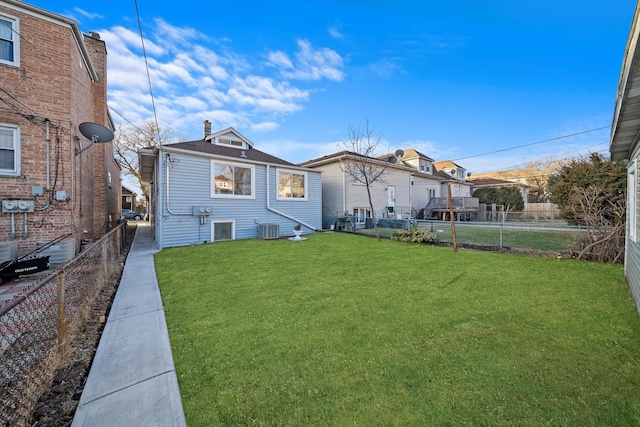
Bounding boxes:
[72,222,186,426]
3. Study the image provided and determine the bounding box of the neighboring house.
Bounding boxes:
[467,177,530,205]
[122,186,137,211]
[0,0,119,262]
[610,1,640,314]
[299,149,444,229]
[433,160,474,198]
[138,125,322,248]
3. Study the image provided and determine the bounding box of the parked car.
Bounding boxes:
[121,209,142,220]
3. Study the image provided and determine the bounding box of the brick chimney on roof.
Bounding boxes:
[203,120,211,139]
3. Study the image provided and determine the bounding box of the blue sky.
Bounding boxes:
[31,0,636,174]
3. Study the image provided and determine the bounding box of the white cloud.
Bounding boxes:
[266,51,293,69]
[251,121,280,132]
[328,26,345,40]
[103,19,343,141]
[73,7,102,20]
[267,39,345,82]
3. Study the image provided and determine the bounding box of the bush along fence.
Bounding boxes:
[0,222,127,427]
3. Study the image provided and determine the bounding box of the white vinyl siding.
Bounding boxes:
[630,160,638,243]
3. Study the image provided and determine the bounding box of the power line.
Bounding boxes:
[134,0,161,143]
[0,17,150,138]
[452,126,610,162]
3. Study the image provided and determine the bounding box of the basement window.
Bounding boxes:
[212,220,234,242]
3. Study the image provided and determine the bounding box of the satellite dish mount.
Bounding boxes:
[75,122,114,155]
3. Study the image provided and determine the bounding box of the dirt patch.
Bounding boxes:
[30,223,137,426]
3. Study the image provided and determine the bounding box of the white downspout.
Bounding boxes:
[266,164,317,231]
[342,166,346,214]
[165,153,190,216]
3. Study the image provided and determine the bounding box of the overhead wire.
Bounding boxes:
[451,126,611,162]
[0,18,150,138]
[134,0,161,144]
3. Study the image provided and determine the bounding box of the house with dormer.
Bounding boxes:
[138,124,322,248]
[300,148,449,228]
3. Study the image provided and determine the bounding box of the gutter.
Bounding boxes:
[266,164,318,231]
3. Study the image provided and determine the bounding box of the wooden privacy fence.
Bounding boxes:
[0,222,127,427]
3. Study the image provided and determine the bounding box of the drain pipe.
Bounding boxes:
[266,164,317,230]
[23,212,28,238]
[10,213,15,239]
[37,119,52,211]
[165,153,190,216]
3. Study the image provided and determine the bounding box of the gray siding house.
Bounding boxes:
[139,125,322,248]
[610,1,640,315]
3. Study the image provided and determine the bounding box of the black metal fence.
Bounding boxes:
[0,222,127,427]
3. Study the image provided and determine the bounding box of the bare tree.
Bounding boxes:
[339,119,388,241]
[568,185,626,263]
[114,120,185,201]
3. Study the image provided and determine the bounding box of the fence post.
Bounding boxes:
[103,239,108,284]
[499,217,504,249]
[447,183,458,251]
[57,271,67,357]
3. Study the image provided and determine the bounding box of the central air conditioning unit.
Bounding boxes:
[258,223,279,239]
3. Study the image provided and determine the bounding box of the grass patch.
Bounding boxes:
[156,232,640,426]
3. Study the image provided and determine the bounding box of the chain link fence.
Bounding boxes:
[355,212,589,256]
[0,222,127,427]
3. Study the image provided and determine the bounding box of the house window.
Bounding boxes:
[277,169,307,200]
[629,160,638,243]
[353,208,371,224]
[0,14,18,67]
[212,162,254,198]
[0,124,19,175]
[212,220,235,241]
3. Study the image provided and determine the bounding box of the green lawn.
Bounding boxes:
[155,232,640,426]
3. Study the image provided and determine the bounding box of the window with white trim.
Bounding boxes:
[0,124,19,175]
[211,161,254,198]
[277,169,307,200]
[0,13,19,67]
[353,207,371,224]
[629,160,637,243]
[212,220,235,241]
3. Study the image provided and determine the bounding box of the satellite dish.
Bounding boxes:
[387,156,396,163]
[395,149,404,157]
[450,169,457,175]
[76,122,114,155]
[79,122,114,143]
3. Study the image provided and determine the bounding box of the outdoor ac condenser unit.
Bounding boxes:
[258,223,279,239]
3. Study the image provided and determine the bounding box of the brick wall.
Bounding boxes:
[0,2,116,254]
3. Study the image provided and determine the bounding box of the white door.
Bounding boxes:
[387,186,396,209]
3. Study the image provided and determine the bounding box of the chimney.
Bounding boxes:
[203,120,211,139]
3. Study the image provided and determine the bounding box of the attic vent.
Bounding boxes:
[450,169,457,175]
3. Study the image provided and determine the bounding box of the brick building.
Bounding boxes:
[0,0,120,260]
